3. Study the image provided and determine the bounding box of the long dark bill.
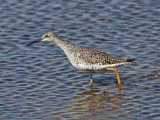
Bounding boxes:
[26,39,41,46]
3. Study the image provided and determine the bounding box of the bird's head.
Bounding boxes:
[26,31,58,46]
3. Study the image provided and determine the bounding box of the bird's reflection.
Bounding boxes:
[78,84,122,101]
[66,84,124,119]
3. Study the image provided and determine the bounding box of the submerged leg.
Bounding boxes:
[106,68,121,85]
[90,73,93,85]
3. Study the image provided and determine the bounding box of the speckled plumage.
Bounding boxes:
[27,31,134,73]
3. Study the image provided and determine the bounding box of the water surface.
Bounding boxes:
[0,0,160,119]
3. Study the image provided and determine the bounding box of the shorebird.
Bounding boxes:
[27,31,134,86]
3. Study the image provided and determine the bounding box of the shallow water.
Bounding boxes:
[0,0,160,119]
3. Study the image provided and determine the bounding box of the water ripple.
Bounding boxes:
[0,0,160,119]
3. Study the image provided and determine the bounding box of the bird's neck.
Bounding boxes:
[52,37,73,51]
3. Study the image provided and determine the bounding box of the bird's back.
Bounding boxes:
[63,45,134,73]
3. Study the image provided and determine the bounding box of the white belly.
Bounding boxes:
[64,49,131,73]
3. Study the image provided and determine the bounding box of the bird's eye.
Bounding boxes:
[45,35,48,37]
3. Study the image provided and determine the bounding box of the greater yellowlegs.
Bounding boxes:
[27,31,134,85]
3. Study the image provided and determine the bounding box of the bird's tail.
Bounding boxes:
[115,58,135,67]
[125,59,135,63]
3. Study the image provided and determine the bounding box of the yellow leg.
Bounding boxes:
[90,73,93,85]
[106,68,121,85]
[90,78,93,85]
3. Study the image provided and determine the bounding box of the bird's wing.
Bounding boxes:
[76,47,124,65]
